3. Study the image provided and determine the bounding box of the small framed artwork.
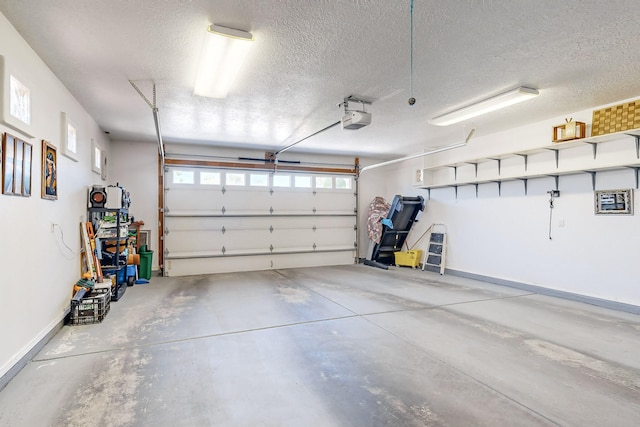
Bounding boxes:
[2,133,15,194]
[13,138,23,195]
[42,140,57,200]
[91,139,101,175]
[595,189,633,215]
[0,55,34,139]
[60,112,79,162]
[22,141,32,196]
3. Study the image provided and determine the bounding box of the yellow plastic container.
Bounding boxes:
[394,250,422,268]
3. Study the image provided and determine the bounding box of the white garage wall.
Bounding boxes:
[110,140,159,268]
[366,107,640,308]
[0,12,111,380]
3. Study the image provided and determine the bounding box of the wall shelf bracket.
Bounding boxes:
[515,153,528,171]
[517,178,528,195]
[466,162,478,177]
[625,166,640,189]
[489,158,502,175]
[447,165,458,181]
[547,175,559,190]
[585,142,598,160]
[492,181,502,196]
[544,148,560,168]
[585,170,597,191]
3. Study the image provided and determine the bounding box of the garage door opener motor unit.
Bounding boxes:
[340,96,372,130]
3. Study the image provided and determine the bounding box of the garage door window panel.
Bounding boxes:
[225,172,246,186]
[200,171,221,185]
[273,174,291,187]
[250,173,269,187]
[172,170,195,185]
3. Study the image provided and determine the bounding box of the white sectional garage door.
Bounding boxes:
[163,166,357,276]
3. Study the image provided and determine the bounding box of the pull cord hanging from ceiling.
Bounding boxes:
[408,0,416,106]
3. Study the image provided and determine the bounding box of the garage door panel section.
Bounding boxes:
[164,216,354,254]
[165,251,353,276]
[164,166,356,275]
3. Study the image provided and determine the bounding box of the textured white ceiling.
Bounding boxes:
[2,0,640,158]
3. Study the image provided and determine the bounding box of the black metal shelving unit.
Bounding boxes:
[88,207,130,301]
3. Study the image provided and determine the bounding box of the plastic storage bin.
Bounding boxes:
[116,265,136,283]
[69,288,111,325]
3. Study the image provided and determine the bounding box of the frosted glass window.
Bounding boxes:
[250,173,269,187]
[173,170,194,184]
[273,175,291,187]
[93,147,101,169]
[335,177,352,189]
[226,173,246,186]
[10,75,30,125]
[315,176,333,188]
[294,176,312,188]
[200,172,221,185]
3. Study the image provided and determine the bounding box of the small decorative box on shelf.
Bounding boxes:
[592,100,640,136]
[552,118,586,142]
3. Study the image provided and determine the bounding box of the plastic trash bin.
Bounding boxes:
[139,249,154,280]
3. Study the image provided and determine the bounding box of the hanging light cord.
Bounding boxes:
[408,0,416,105]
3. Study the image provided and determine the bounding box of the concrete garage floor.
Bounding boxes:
[1,265,639,426]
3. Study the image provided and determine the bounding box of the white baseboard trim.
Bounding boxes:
[0,310,67,392]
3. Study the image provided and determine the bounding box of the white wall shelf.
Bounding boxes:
[419,129,640,197]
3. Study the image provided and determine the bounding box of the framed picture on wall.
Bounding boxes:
[41,140,57,200]
[13,138,23,195]
[22,141,32,196]
[0,55,34,139]
[594,189,633,215]
[2,132,15,194]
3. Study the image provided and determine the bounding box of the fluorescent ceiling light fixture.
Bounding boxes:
[194,24,254,98]
[430,86,539,126]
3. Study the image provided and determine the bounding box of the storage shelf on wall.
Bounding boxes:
[88,207,130,301]
[418,129,640,195]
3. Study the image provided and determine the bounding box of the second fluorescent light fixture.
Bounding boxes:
[430,86,539,126]
[194,24,254,98]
